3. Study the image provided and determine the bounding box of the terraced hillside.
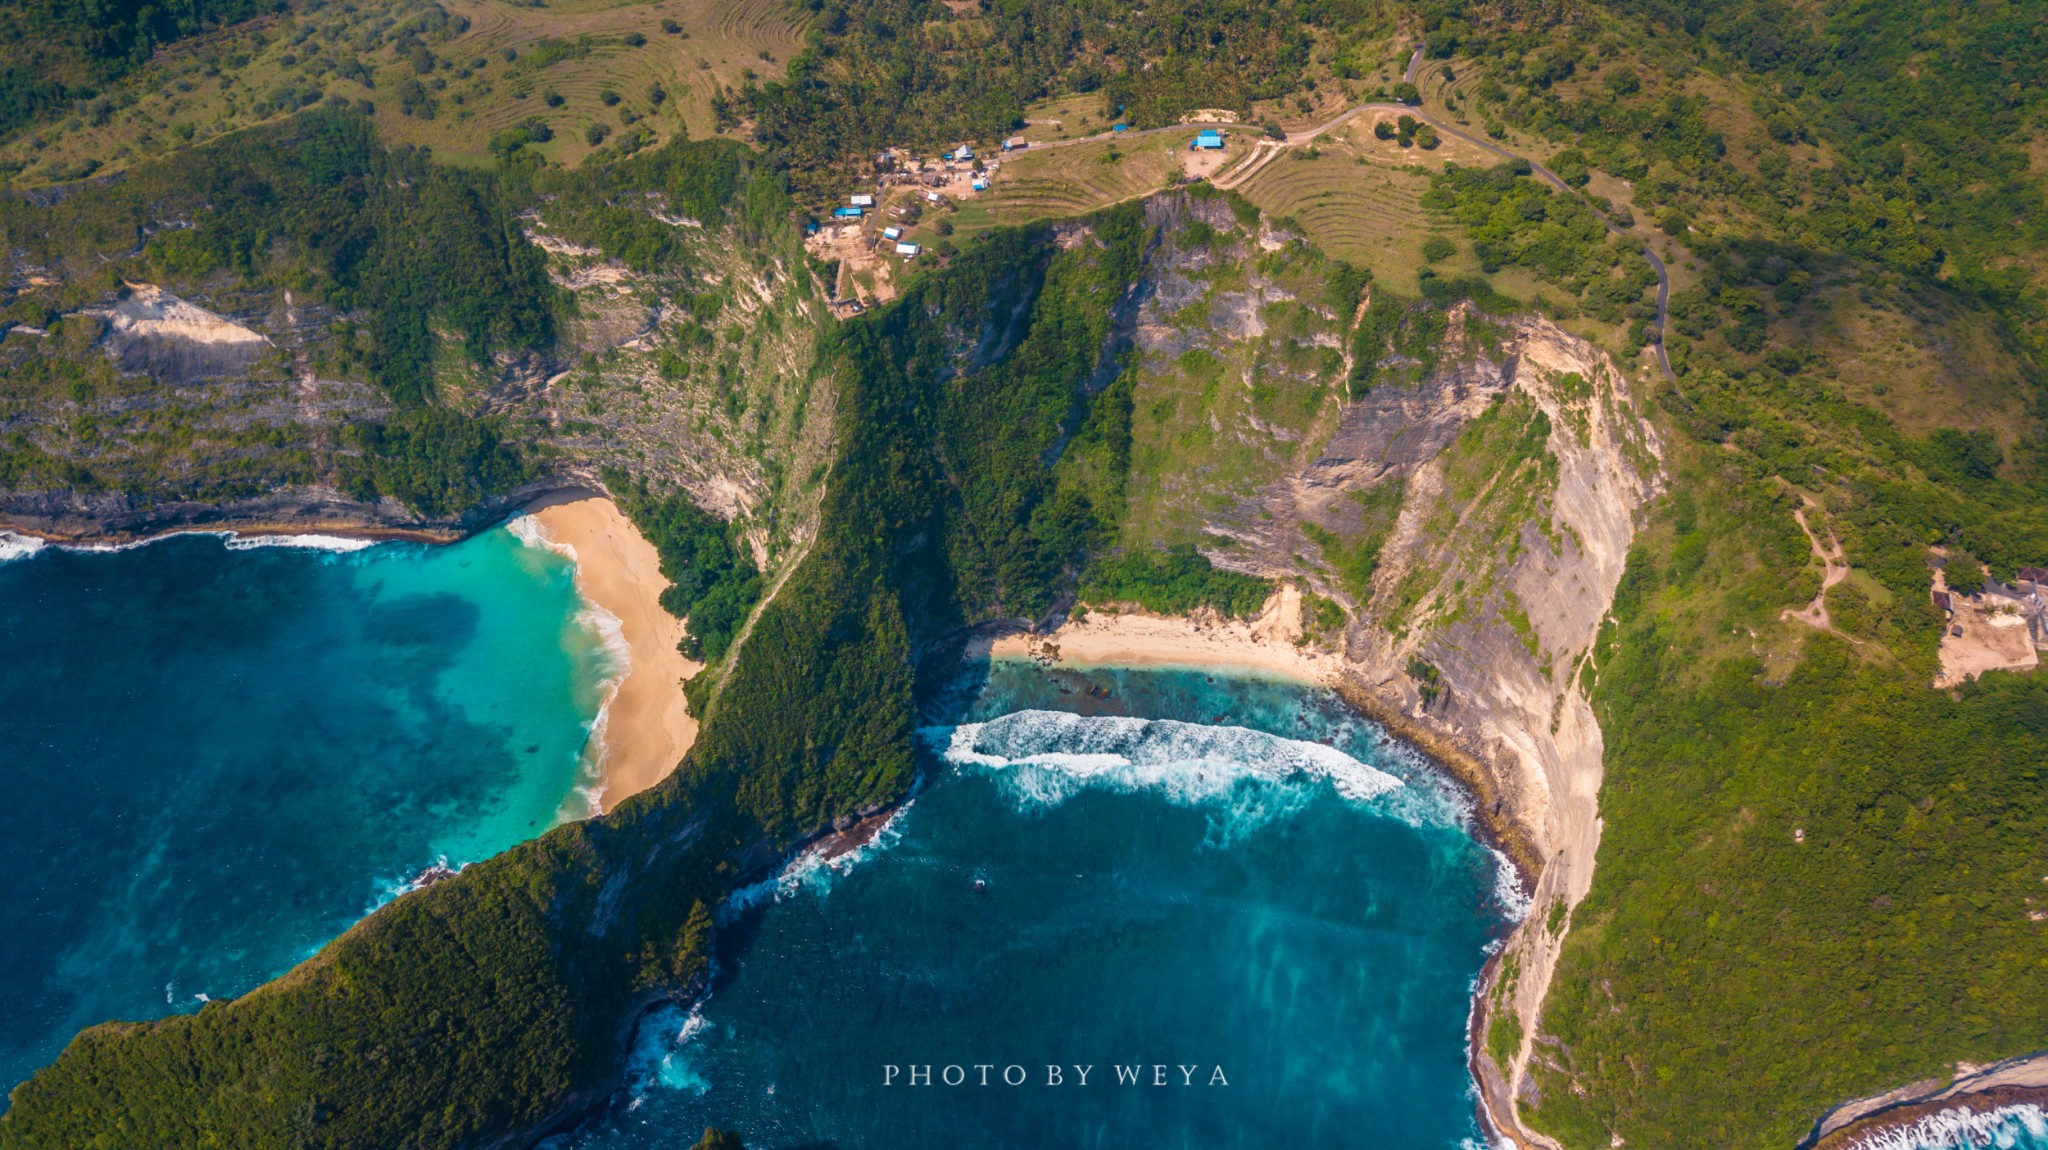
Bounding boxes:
[0,0,806,183]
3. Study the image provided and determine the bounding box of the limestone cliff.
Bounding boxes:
[1109,192,1665,1146]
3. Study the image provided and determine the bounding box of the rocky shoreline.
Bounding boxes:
[0,475,602,547]
[1803,1052,2048,1150]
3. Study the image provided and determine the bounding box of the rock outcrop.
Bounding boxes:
[1105,196,1665,1145]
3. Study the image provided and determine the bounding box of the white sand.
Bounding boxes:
[979,584,1337,682]
[524,493,701,812]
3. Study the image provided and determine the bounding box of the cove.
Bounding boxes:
[0,526,611,1097]
[560,662,1516,1150]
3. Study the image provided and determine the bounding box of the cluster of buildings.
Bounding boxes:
[814,141,1015,263]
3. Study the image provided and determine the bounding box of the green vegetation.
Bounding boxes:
[1486,949,1525,1068]
[0,0,801,181]
[340,409,535,519]
[0,106,558,515]
[614,480,764,663]
[3,2,2047,1146]
[747,0,1393,200]
[1492,5,2048,1116]
[1530,491,2048,1145]
[18,106,560,391]
[0,0,265,139]
[856,203,1152,623]
[0,203,1158,1150]
[1305,479,1405,600]
[1079,543,1274,620]
[1423,161,1656,333]
[1407,656,1445,706]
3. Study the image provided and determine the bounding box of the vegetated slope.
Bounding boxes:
[0,0,802,185]
[744,0,1403,202]
[0,107,833,552]
[1382,2,2048,1147]
[0,204,1176,1149]
[2,0,2046,1144]
[1088,190,1665,1140]
[0,0,269,142]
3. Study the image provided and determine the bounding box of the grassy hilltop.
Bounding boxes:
[1,1,2047,1148]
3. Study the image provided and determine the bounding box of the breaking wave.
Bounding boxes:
[222,533,377,552]
[721,802,916,920]
[0,531,46,563]
[1,528,379,560]
[506,512,631,817]
[1849,1105,2048,1150]
[930,709,1403,843]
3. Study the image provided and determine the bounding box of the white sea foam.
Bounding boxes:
[621,1000,715,1106]
[222,532,377,552]
[932,709,1404,812]
[365,857,468,914]
[721,801,915,921]
[0,530,46,562]
[5,528,376,557]
[572,597,632,817]
[510,511,632,816]
[1487,845,1533,923]
[1847,1105,2048,1150]
[58,531,228,553]
[505,513,570,558]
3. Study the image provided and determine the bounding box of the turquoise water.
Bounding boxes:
[0,526,610,1096]
[561,662,1514,1150]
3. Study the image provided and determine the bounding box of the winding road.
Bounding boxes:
[1016,44,1677,380]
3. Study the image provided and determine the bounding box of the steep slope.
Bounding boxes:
[0,113,834,565]
[1100,190,1665,1143]
[0,206,1157,1150]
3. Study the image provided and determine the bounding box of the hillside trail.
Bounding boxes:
[1027,42,1677,380]
[1783,497,1849,631]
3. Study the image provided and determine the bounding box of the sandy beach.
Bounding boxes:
[980,584,1338,682]
[520,492,700,813]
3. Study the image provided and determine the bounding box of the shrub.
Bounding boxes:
[1944,555,1986,595]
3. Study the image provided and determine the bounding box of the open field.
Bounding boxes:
[0,0,806,182]
[1013,94,1122,144]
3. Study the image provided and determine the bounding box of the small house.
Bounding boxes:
[926,191,942,203]
[896,241,921,256]
[1112,123,1128,132]
[957,145,973,160]
[1194,130,1224,151]
[1932,591,1953,611]
[1003,137,1027,151]
[831,206,864,219]
[882,226,903,240]
[850,194,875,207]
[971,177,989,191]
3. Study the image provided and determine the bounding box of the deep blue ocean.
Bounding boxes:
[557,661,1520,1150]
[5,528,2032,1150]
[0,527,611,1096]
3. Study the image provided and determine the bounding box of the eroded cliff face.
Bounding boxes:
[1336,320,1662,1146]
[1113,194,1665,1144]
[0,206,835,570]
